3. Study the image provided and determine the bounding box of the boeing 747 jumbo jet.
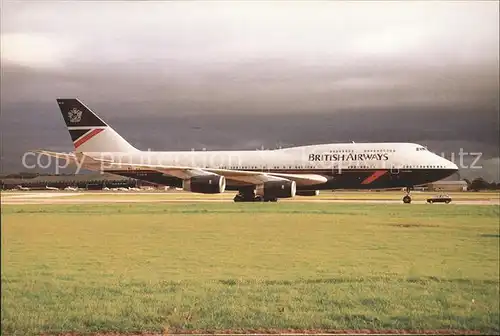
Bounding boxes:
[35,99,459,203]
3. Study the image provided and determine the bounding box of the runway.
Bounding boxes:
[1,191,498,205]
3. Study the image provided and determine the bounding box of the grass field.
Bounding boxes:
[1,203,499,335]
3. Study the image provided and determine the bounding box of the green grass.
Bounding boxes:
[2,203,499,335]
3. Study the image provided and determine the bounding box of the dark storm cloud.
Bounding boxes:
[1,1,499,180]
[2,1,498,110]
[2,60,498,115]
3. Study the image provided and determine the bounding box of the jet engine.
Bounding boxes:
[183,174,226,194]
[296,190,319,196]
[255,180,296,199]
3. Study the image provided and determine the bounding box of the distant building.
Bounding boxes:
[426,180,468,192]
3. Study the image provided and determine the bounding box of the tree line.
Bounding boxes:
[464,177,500,191]
[1,172,499,191]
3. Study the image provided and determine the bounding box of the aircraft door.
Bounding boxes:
[390,162,401,175]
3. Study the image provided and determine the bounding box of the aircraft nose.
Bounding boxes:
[444,158,459,171]
[434,152,458,171]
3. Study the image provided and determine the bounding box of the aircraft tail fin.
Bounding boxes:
[56,98,138,152]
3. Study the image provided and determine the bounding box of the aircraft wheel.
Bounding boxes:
[233,194,244,202]
[254,195,264,202]
[403,195,412,204]
[234,192,258,202]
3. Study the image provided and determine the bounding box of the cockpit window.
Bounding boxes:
[416,147,427,151]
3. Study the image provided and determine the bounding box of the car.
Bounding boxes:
[427,194,452,204]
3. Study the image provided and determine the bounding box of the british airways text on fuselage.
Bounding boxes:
[308,153,389,162]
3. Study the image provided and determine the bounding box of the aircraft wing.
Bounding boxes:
[207,169,328,186]
[33,150,328,187]
[104,162,328,186]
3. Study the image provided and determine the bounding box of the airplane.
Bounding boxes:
[45,185,59,191]
[34,98,459,203]
[64,186,79,191]
[16,185,30,191]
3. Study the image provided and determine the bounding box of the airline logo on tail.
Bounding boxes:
[68,108,83,123]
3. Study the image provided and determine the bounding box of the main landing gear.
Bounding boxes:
[402,186,413,204]
[233,191,278,202]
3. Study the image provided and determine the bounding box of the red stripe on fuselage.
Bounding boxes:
[74,128,104,149]
[361,170,387,184]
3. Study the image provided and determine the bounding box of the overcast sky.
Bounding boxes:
[1,1,499,179]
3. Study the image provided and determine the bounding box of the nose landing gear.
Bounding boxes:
[402,186,412,204]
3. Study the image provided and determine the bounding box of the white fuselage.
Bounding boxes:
[84,142,457,172]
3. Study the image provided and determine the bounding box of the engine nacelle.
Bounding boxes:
[296,190,319,196]
[183,174,226,194]
[256,180,296,199]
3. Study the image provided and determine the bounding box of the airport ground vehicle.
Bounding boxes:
[426,194,452,204]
